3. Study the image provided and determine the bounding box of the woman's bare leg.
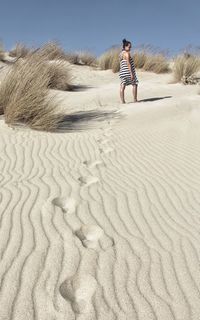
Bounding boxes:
[132,84,138,102]
[120,84,126,103]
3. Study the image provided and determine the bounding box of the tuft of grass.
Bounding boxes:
[133,45,169,73]
[35,42,66,61]
[64,52,80,64]
[0,51,5,61]
[173,54,200,83]
[98,45,169,74]
[77,51,97,66]
[0,53,64,131]
[47,60,72,91]
[110,48,121,73]
[98,48,121,72]
[9,43,33,58]
[98,51,112,70]
[133,51,147,69]
[64,51,97,66]
[142,54,169,73]
[0,41,5,61]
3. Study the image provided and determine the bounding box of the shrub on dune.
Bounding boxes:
[98,48,120,72]
[64,52,80,64]
[0,54,64,131]
[77,51,97,66]
[9,43,33,58]
[64,51,96,66]
[98,51,112,70]
[0,51,5,61]
[110,48,121,73]
[98,46,169,74]
[173,54,200,83]
[132,45,169,73]
[0,42,5,61]
[47,60,72,91]
[13,43,72,91]
[142,54,169,73]
[36,42,66,61]
[133,51,147,69]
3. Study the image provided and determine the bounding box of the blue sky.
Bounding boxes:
[0,0,199,56]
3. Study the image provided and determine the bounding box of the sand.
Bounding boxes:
[0,62,200,319]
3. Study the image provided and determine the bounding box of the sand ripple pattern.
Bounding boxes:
[1,114,200,320]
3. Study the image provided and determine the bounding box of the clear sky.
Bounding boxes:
[0,0,199,56]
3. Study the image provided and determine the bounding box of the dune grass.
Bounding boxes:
[64,52,80,64]
[133,45,169,73]
[0,53,65,131]
[0,51,5,61]
[9,43,72,92]
[0,42,5,61]
[30,42,96,66]
[35,42,67,61]
[9,43,33,58]
[47,60,72,91]
[142,54,169,73]
[98,45,169,74]
[173,53,200,83]
[64,51,96,66]
[98,47,121,72]
[110,49,121,73]
[9,41,97,67]
[133,51,147,69]
[77,51,97,66]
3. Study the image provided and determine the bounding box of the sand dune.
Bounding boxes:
[0,64,200,319]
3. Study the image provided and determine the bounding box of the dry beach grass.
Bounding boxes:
[0,44,116,131]
[9,42,33,58]
[0,54,64,131]
[173,53,200,83]
[47,60,72,91]
[98,46,170,74]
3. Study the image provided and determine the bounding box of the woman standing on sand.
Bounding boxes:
[119,38,139,103]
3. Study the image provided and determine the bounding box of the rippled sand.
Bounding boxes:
[0,63,200,319]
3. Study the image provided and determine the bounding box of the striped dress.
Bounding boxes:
[119,50,139,86]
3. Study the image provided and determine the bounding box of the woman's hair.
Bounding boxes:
[122,38,131,49]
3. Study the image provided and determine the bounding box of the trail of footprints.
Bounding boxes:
[44,122,115,315]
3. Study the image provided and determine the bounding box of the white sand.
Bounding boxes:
[0,63,200,319]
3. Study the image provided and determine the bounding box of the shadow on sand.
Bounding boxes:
[68,84,95,92]
[138,96,172,102]
[57,109,122,132]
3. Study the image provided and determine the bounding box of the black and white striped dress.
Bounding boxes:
[119,50,139,86]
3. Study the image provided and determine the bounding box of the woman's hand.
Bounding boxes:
[131,74,134,81]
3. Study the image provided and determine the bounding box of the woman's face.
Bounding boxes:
[125,43,132,51]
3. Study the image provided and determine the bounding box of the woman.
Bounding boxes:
[119,38,139,103]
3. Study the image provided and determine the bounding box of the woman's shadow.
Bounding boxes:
[138,96,172,102]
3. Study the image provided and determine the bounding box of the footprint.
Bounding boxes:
[97,138,109,145]
[99,147,114,154]
[83,160,103,169]
[103,131,113,137]
[101,236,115,250]
[60,274,97,314]
[78,175,99,187]
[52,197,76,214]
[75,224,104,248]
[104,126,112,131]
